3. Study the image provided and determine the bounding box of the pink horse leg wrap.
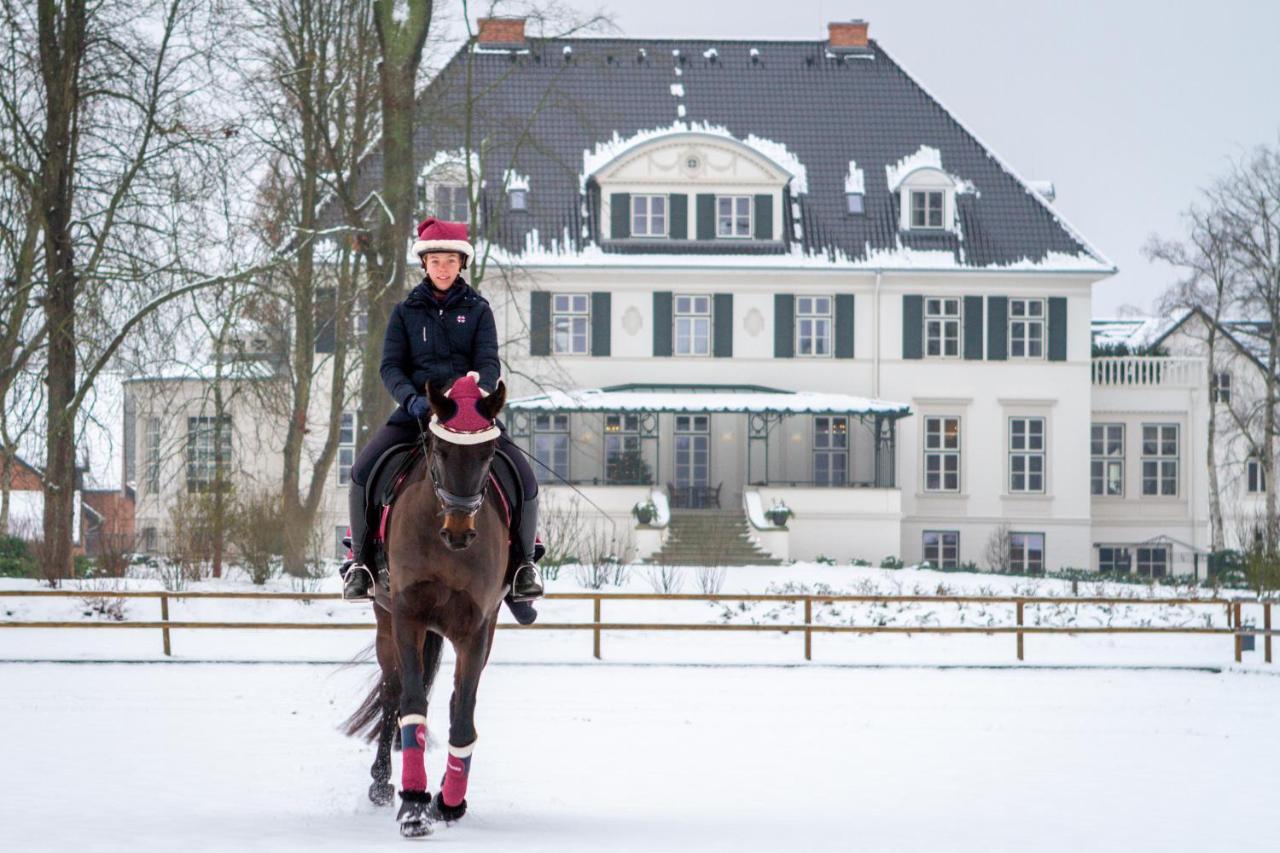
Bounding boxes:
[440,741,475,807]
[399,716,428,792]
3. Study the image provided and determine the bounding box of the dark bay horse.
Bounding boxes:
[344,375,510,838]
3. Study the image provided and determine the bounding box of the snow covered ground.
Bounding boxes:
[2,564,1276,850]
[2,660,1277,852]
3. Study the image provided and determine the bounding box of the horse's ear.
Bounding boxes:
[426,381,456,422]
[477,380,506,422]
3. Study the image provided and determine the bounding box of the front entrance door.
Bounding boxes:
[673,415,711,507]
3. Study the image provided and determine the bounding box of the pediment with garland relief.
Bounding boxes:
[593,133,790,188]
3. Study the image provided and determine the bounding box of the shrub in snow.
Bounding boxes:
[230,491,285,586]
[642,561,684,594]
[0,535,35,579]
[850,558,872,568]
[879,556,904,570]
[694,564,726,595]
[814,554,836,566]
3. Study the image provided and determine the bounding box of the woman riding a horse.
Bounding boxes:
[340,216,544,611]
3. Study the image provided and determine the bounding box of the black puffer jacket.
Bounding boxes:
[380,277,500,425]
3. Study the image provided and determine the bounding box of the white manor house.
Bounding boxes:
[127,20,1240,579]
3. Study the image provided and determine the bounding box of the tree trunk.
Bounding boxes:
[360,1,433,446]
[37,0,87,580]
[1205,329,1225,552]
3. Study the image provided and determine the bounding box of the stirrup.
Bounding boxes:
[510,562,544,603]
[342,562,374,601]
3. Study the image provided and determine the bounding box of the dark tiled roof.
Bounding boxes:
[333,37,1110,271]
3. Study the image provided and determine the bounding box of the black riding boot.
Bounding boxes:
[510,491,544,603]
[341,483,373,601]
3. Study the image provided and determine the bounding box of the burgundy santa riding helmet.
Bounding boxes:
[411,216,474,270]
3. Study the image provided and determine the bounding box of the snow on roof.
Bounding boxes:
[503,169,530,191]
[494,227,1113,274]
[884,144,976,195]
[506,385,911,416]
[124,359,278,384]
[580,121,808,194]
[845,161,865,195]
[1090,317,1176,352]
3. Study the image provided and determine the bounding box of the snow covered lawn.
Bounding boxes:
[2,661,1276,852]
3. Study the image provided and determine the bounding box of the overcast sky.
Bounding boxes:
[500,0,1279,315]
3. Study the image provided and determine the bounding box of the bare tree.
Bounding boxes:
[2,0,285,577]
[1148,205,1239,550]
[1207,141,1280,550]
[984,524,1012,574]
[238,0,379,575]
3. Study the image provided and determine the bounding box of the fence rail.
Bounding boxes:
[0,589,1273,664]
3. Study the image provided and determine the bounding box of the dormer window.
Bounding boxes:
[508,188,528,211]
[887,145,968,234]
[717,196,752,238]
[433,184,468,221]
[910,190,944,229]
[846,192,864,215]
[590,130,794,244]
[632,194,667,237]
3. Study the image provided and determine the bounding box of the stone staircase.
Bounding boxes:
[646,509,781,566]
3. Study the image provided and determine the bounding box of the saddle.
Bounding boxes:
[362,440,528,595]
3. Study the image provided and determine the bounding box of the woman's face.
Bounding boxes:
[423,252,462,290]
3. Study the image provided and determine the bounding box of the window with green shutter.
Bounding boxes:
[835,294,855,359]
[669,194,688,240]
[753,194,773,240]
[530,291,551,356]
[714,293,733,358]
[775,294,795,358]
[963,296,984,360]
[695,194,715,240]
[610,192,631,239]
[591,292,611,356]
[902,295,923,360]
[653,292,673,357]
[1048,297,1067,361]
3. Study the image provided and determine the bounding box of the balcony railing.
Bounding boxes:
[1091,356,1205,388]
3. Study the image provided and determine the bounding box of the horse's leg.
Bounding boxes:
[368,606,398,806]
[393,611,433,838]
[432,618,496,821]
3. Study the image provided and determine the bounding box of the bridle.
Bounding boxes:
[426,433,494,518]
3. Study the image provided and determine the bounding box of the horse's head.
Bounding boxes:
[425,375,507,550]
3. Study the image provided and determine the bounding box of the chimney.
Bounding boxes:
[827,19,869,53]
[477,17,527,49]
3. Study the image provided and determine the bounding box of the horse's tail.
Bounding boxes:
[342,631,446,742]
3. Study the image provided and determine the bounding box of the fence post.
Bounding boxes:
[1234,601,1243,663]
[160,593,171,657]
[1266,602,1273,665]
[592,596,601,660]
[1226,603,1233,629]
[804,597,813,661]
[1016,601,1024,661]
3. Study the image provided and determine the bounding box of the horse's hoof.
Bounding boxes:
[369,781,395,806]
[398,792,434,838]
[430,792,467,822]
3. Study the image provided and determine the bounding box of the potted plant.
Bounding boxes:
[632,499,657,526]
[766,500,792,527]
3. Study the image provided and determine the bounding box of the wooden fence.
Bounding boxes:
[0,589,1274,664]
